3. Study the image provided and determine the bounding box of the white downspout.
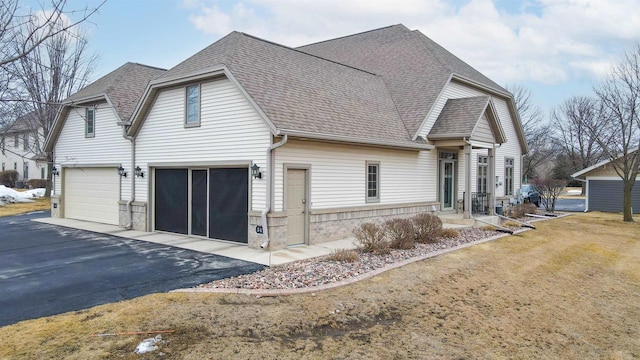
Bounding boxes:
[122,127,135,230]
[260,134,288,249]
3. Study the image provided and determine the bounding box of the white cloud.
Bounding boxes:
[184,0,640,86]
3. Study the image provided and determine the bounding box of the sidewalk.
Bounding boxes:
[33,217,357,266]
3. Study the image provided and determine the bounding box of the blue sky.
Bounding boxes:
[65,0,640,119]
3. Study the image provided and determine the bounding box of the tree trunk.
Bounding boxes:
[623,181,634,222]
[44,154,53,198]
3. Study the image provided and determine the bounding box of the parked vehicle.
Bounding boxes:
[519,184,540,206]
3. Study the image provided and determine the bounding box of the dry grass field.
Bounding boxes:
[0,198,50,217]
[0,212,638,359]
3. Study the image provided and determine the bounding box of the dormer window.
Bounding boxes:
[185,84,200,127]
[85,107,95,137]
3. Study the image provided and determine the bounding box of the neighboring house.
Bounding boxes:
[572,151,639,213]
[45,25,528,250]
[0,112,48,184]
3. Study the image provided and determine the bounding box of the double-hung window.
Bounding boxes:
[366,161,380,202]
[85,107,95,137]
[477,155,488,193]
[23,133,28,150]
[14,134,18,148]
[185,84,200,127]
[505,158,514,196]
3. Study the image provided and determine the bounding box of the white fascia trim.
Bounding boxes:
[585,176,625,181]
[571,149,638,179]
[223,67,278,134]
[413,74,453,141]
[278,129,434,150]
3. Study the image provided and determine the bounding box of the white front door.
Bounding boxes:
[440,160,455,210]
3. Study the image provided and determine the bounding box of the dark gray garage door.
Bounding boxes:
[154,167,248,242]
[588,180,640,213]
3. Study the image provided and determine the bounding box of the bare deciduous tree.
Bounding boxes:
[0,0,103,68]
[11,14,98,196]
[507,84,553,182]
[551,96,609,186]
[588,44,640,222]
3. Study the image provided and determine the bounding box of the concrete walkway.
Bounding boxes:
[33,217,357,266]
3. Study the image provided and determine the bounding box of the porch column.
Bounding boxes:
[464,143,472,219]
[488,145,496,215]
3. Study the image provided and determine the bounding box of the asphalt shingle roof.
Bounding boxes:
[158,32,413,145]
[65,62,166,121]
[428,96,490,138]
[297,25,508,137]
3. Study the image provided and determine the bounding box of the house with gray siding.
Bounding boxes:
[572,151,640,213]
[45,24,528,251]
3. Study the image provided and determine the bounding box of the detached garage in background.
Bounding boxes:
[572,154,640,213]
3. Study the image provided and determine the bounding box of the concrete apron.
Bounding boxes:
[32,217,357,266]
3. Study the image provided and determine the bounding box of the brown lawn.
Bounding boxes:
[0,212,638,359]
[0,197,50,217]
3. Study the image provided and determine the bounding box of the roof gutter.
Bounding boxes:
[276,129,433,151]
[260,134,288,249]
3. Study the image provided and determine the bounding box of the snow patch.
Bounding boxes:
[0,185,45,205]
[134,335,163,354]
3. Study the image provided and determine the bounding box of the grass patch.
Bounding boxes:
[0,212,638,359]
[0,197,50,217]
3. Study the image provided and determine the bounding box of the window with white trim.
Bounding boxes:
[477,155,488,193]
[85,107,95,137]
[366,161,380,202]
[22,133,28,150]
[505,158,514,196]
[185,84,200,126]
[14,134,18,148]
[23,162,29,180]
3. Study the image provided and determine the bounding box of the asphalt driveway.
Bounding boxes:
[0,211,264,327]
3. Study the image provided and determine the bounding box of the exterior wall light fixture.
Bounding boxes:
[251,163,262,179]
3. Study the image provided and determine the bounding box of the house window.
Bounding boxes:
[23,133,28,150]
[41,167,45,179]
[1,163,4,171]
[14,134,19,148]
[505,158,514,196]
[366,161,380,202]
[85,107,95,137]
[14,162,17,171]
[23,162,29,180]
[185,84,200,126]
[477,155,488,193]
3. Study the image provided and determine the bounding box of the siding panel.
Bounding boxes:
[135,78,271,210]
[588,179,640,213]
[274,140,436,211]
[54,103,131,199]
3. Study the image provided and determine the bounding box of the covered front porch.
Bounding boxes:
[428,96,507,219]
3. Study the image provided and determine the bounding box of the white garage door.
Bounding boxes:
[64,167,120,225]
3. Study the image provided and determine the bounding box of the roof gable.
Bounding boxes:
[132,32,421,148]
[428,96,505,144]
[297,25,509,138]
[65,62,166,121]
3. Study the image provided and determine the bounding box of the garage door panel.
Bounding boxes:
[64,168,120,225]
[154,169,188,235]
[209,168,248,243]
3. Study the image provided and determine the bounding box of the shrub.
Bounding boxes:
[326,249,359,263]
[0,170,19,188]
[412,213,443,244]
[353,223,389,254]
[507,203,538,218]
[503,220,522,228]
[439,228,459,238]
[26,179,49,189]
[385,218,415,250]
